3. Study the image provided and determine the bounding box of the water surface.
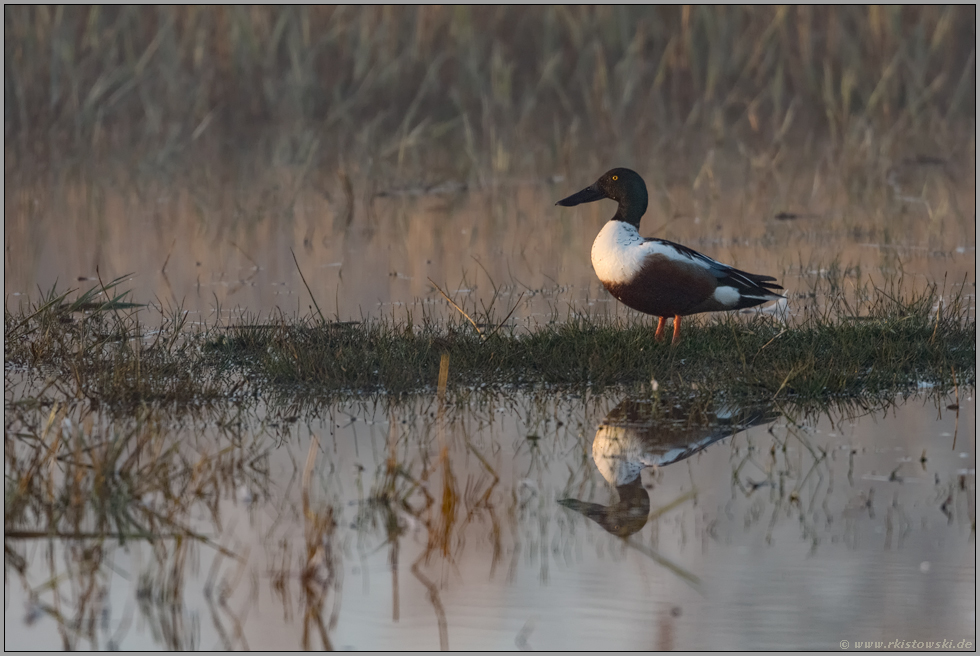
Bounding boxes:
[4,150,976,649]
[4,390,974,649]
[5,152,975,323]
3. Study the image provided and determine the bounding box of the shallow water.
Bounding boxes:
[4,149,977,649]
[4,152,976,324]
[4,390,975,650]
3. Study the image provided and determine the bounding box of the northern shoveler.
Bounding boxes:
[558,396,779,537]
[556,167,784,344]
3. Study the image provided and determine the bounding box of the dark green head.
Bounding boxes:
[557,481,651,538]
[555,167,649,227]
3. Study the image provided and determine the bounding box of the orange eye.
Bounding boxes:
[612,175,618,180]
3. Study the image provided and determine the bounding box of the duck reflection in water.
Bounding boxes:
[559,396,778,537]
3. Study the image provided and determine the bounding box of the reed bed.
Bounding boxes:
[5,6,975,179]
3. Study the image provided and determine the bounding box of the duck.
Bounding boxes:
[556,168,784,344]
[559,396,779,538]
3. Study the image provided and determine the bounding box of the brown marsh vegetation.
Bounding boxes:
[6,6,975,171]
[4,6,976,650]
[5,7,975,323]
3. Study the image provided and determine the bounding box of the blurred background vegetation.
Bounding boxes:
[5,5,975,180]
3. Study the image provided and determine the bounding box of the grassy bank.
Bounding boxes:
[210,276,976,407]
[5,274,974,412]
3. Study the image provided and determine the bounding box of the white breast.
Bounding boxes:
[593,425,645,486]
[593,423,724,486]
[590,221,691,285]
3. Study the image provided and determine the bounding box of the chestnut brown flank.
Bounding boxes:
[601,254,720,317]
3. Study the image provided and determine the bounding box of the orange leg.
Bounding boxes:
[654,316,667,342]
[671,315,683,346]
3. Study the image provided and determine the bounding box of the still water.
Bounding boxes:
[4,150,976,649]
[4,152,975,322]
[4,390,975,650]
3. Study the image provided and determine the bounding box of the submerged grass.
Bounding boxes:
[5,272,975,413]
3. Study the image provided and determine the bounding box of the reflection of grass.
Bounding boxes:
[4,403,263,548]
[4,278,275,647]
[347,354,501,649]
[6,272,974,411]
[298,434,339,651]
[3,398,270,648]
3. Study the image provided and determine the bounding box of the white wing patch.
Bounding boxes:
[591,221,693,285]
[713,285,741,307]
